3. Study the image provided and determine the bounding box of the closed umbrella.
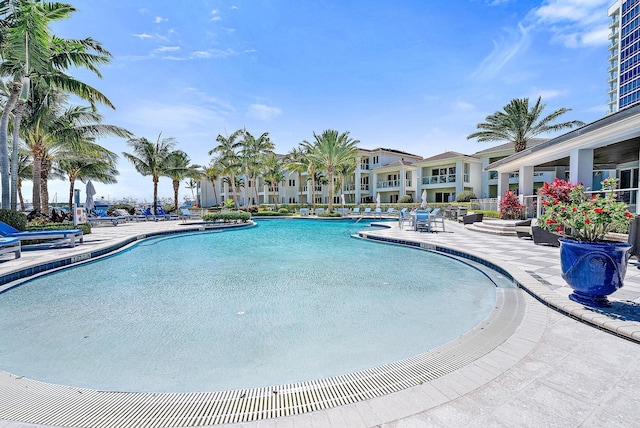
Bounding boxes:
[341,193,346,206]
[85,180,96,212]
[421,189,427,209]
[376,193,381,209]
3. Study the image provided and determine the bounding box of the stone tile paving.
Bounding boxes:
[0,219,639,428]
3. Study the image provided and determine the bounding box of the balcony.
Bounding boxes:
[376,179,400,189]
[608,63,619,73]
[361,184,370,191]
[422,175,456,185]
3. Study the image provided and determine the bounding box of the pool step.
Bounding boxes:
[465,219,518,236]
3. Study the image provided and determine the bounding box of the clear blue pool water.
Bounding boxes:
[0,219,497,393]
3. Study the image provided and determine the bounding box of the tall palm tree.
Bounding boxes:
[284,146,308,204]
[335,157,357,204]
[203,160,222,206]
[302,130,359,212]
[0,1,114,209]
[123,133,176,214]
[163,150,201,211]
[9,146,31,211]
[209,129,243,209]
[22,88,129,213]
[467,96,585,153]
[184,178,198,204]
[261,153,284,206]
[53,142,119,211]
[239,130,274,206]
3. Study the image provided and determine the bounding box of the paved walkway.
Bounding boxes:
[0,219,639,427]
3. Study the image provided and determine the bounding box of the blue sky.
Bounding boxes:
[35,0,612,204]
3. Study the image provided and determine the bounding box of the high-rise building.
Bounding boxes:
[607,0,640,114]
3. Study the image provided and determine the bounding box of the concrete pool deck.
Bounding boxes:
[0,218,639,427]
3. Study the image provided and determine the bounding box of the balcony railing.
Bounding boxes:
[405,179,412,187]
[361,184,369,191]
[376,179,400,189]
[422,175,456,185]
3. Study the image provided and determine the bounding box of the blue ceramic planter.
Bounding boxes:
[559,238,631,307]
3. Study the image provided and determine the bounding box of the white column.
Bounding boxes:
[518,165,534,203]
[569,148,594,189]
[497,172,510,201]
[400,168,407,196]
[355,167,361,204]
[416,167,423,203]
[455,160,464,196]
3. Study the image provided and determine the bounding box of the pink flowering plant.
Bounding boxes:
[537,177,634,242]
[499,190,525,220]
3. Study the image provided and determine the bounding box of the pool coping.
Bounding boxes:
[0,219,543,427]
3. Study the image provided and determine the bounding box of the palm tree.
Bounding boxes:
[261,153,284,206]
[0,1,115,209]
[184,178,198,204]
[335,157,357,204]
[123,133,176,214]
[10,146,31,211]
[467,96,585,153]
[239,130,274,206]
[53,142,119,211]
[284,146,308,204]
[203,160,222,206]
[302,130,359,212]
[209,129,243,209]
[22,88,130,213]
[163,150,201,211]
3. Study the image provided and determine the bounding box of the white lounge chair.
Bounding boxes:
[0,237,20,259]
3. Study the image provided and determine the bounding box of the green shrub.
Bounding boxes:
[278,207,289,214]
[256,211,282,216]
[26,221,92,235]
[0,209,27,230]
[398,195,413,203]
[202,211,251,223]
[472,209,500,219]
[455,191,477,203]
[318,211,342,217]
[223,198,235,209]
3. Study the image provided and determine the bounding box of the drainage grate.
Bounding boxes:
[0,287,524,427]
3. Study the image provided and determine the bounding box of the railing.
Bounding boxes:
[422,176,456,185]
[361,184,369,191]
[377,180,400,189]
[405,179,412,187]
[470,198,498,212]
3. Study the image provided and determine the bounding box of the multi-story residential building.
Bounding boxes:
[607,0,640,114]
[196,142,552,208]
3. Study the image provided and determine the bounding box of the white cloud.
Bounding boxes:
[132,33,153,39]
[154,16,168,24]
[528,88,566,99]
[156,46,180,52]
[248,104,282,121]
[455,101,475,111]
[471,23,531,81]
[531,0,610,48]
[211,9,222,21]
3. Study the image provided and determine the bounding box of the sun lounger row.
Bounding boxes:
[0,221,82,248]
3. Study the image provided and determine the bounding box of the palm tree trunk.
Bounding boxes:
[0,82,21,210]
[230,173,239,209]
[67,176,76,212]
[41,158,51,214]
[153,175,159,214]
[18,179,25,211]
[327,170,334,212]
[10,100,25,211]
[173,179,179,210]
[310,168,316,209]
[210,181,219,206]
[32,150,43,213]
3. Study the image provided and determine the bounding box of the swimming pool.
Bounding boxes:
[0,219,498,393]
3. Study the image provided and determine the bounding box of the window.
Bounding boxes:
[361,158,370,170]
[288,179,295,186]
[373,156,379,164]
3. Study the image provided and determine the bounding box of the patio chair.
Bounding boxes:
[156,206,179,220]
[385,207,397,217]
[142,208,165,221]
[374,207,382,218]
[352,207,361,215]
[428,208,446,232]
[0,237,20,259]
[363,207,372,215]
[0,221,83,248]
[398,208,409,229]
[316,208,325,215]
[114,208,146,222]
[300,208,309,216]
[415,209,431,232]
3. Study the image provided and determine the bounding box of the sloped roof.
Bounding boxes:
[472,138,548,156]
[373,159,416,170]
[419,151,478,162]
[359,147,422,159]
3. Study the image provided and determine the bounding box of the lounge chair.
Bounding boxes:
[363,207,372,215]
[156,207,179,220]
[352,207,360,215]
[385,207,397,217]
[113,208,146,222]
[180,208,202,221]
[300,208,309,216]
[374,207,382,218]
[0,221,83,248]
[398,208,410,229]
[87,209,125,226]
[0,237,20,259]
[315,208,325,215]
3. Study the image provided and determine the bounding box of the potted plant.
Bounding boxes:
[538,177,634,307]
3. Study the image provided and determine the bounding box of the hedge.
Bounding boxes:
[202,211,251,223]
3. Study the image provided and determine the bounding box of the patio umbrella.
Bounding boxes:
[85,180,96,212]
[421,189,427,208]
[376,193,381,209]
[341,193,346,206]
